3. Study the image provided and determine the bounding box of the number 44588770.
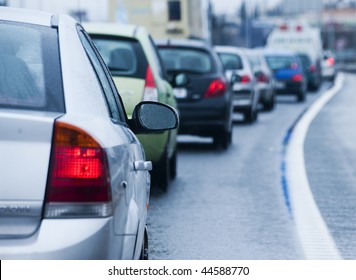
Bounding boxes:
[200,266,249,276]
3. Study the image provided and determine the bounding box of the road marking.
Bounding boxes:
[284,74,344,259]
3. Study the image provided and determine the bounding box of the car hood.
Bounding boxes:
[0,110,61,238]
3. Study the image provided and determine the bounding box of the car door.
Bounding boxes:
[77,27,149,236]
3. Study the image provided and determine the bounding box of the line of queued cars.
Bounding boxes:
[0,7,338,260]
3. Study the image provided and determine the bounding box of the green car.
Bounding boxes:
[84,23,178,191]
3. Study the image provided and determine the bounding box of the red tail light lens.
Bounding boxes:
[257,73,269,83]
[143,66,158,101]
[241,75,251,83]
[279,24,288,31]
[292,74,303,82]
[204,79,226,98]
[45,121,112,218]
[326,57,335,66]
[233,75,251,84]
[309,64,316,72]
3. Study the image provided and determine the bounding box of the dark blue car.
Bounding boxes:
[264,50,307,102]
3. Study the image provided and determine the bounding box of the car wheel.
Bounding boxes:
[213,128,232,150]
[169,148,177,180]
[152,148,170,191]
[265,94,275,111]
[244,109,254,123]
[139,227,149,260]
[297,90,306,102]
[253,109,258,121]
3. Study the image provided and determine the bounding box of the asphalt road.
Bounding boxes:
[147,77,354,260]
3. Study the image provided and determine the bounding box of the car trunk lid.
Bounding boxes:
[175,73,221,101]
[0,110,61,238]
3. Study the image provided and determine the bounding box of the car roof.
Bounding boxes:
[263,48,297,56]
[156,38,212,50]
[214,45,249,55]
[0,7,54,26]
[83,22,146,39]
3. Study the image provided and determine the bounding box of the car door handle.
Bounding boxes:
[134,161,152,171]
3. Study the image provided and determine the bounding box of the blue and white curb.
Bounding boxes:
[284,74,344,259]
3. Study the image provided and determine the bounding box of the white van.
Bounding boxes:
[266,20,323,91]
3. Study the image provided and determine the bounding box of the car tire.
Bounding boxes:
[139,227,149,260]
[264,95,275,111]
[169,148,177,180]
[152,148,170,191]
[244,109,254,123]
[213,128,231,150]
[297,90,306,102]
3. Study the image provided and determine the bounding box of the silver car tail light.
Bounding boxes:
[45,121,112,218]
[142,66,158,102]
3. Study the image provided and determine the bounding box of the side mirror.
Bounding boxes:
[128,101,179,134]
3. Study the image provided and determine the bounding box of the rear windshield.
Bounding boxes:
[218,52,243,70]
[265,55,299,70]
[0,21,64,112]
[90,35,148,79]
[158,47,214,74]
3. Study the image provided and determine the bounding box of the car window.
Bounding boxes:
[77,28,126,123]
[90,35,148,79]
[218,52,244,70]
[298,54,311,69]
[0,22,64,112]
[265,55,298,70]
[158,47,214,74]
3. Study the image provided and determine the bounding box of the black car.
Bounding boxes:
[297,53,322,91]
[156,39,233,149]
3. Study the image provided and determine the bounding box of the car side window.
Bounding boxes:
[77,27,127,123]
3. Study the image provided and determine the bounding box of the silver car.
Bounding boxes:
[322,50,337,81]
[246,49,276,111]
[0,7,178,259]
[215,46,260,123]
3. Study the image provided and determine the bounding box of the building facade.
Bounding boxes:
[109,0,211,41]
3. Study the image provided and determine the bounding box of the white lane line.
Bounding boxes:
[286,74,344,259]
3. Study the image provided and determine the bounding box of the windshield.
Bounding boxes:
[0,22,64,112]
[265,55,298,70]
[90,36,148,79]
[218,52,243,70]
